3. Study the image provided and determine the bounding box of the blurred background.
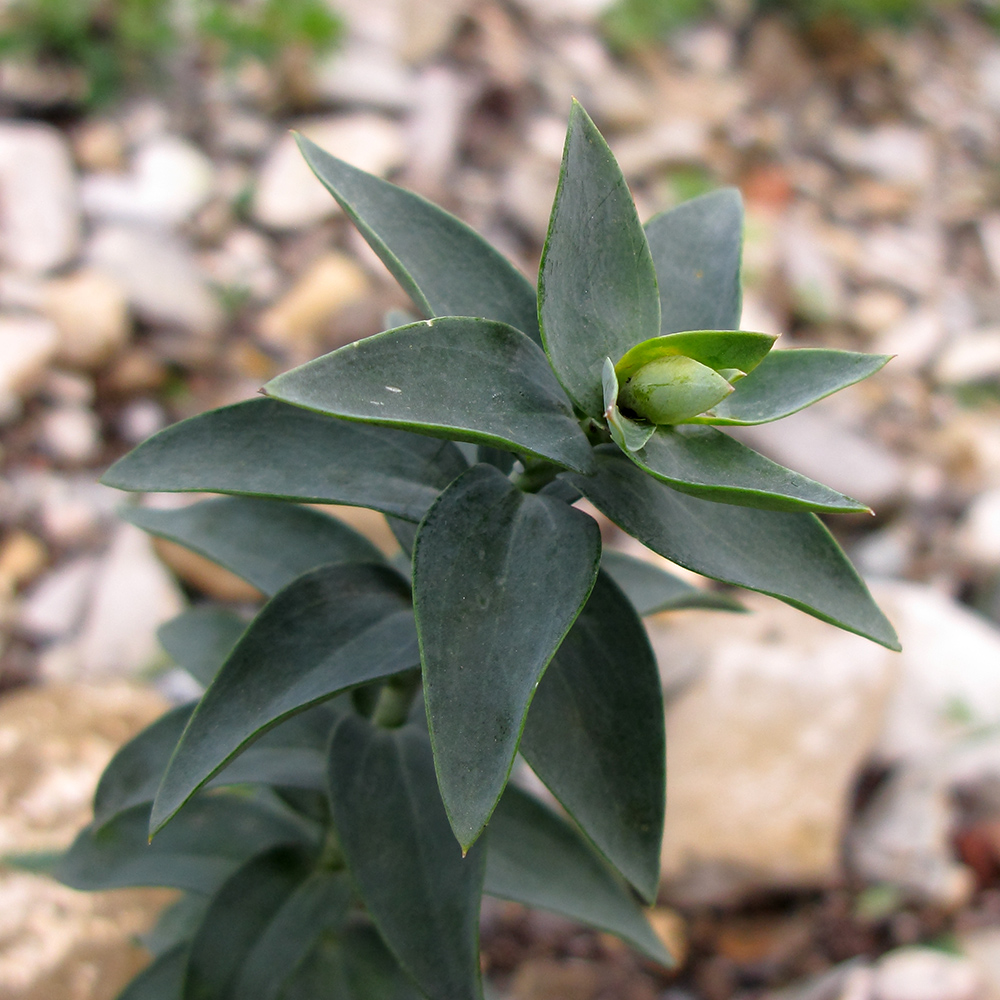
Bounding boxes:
[4,0,1000,997]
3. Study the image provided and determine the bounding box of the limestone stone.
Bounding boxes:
[648,593,897,904]
[0,531,47,595]
[0,122,80,274]
[0,314,60,422]
[42,270,131,371]
[311,40,416,110]
[934,327,1000,386]
[873,948,981,1000]
[19,557,99,640]
[37,406,102,465]
[829,126,935,189]
[954,488,1000,570]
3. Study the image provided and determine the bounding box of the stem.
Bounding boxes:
[512,461,560,493]
[318,825,345,871]
[372,669,421,728]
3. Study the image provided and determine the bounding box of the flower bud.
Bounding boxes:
[617,355,734,425]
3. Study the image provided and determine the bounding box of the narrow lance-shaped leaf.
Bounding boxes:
[644,188,744,335]
[539,100,660,418]
[486,786,672,966]
[414,464,602,849]
[520,571,665,903]
[116,943,189,1000]
[103,398,468,524]
[565,449,899,650]
[125,497,385,597]
[626,424,869,513]
[158,607,247,688]
[151,564,419,835]
[297,134,541,344]
[265,318,594,474]
[688,349,892,426]
[327,716,486,1000]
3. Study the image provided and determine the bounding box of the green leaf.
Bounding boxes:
[265,318,594,474]
[519,572,665,903]
[539,100,660,418]
[627,425,869,513]
[151,564,418,835]
[689,349,892,426]
[102,398,468,523]
[485,786,671,966]
[56,797,313,893]
[125,498,385,596]
[614,330,775,381]
[566,449,900,649]
[414,464,602,848]
[327,716,486,1000]
[184,845,350,1000]
[644,188,744,335]
[158,608,247,687]
[600,550,744,615]
[142,893,211,957]
[117,943,188,1000]
[296,133,541,344]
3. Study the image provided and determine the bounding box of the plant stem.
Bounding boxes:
[318,824,345,871]
[372,669,421,728]
[512,461,560,493]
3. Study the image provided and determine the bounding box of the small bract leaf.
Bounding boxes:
[102,398,468,524]
[414,464,601,849]
[265,317,594,474]
[618,355,733,425]
[327,716,485,1000]
[614,330,776,382]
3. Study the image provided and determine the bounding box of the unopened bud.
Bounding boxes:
[617,355,734,425]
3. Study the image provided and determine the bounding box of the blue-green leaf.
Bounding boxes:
[117,943,189,1000]
[158,608,247,688]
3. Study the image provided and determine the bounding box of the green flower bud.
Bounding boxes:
[617,355,734,425]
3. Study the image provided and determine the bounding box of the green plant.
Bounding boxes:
[47,101,897,999]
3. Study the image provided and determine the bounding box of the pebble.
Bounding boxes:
[18,557,99,640]
[0,531,47,595]
[872,948,981,1000]
[954,488,1000,571]
[200,227,281,304]
[958,927,1000,1000]
[829,126,935,189]
[0,122,80,274]
[934,327,1000,386]
[70,119,126,172]
[0,314,60,423]
[851,289,909,337]
[311,40,415,110]
[251,115,406,230]
[611,120,711,177]
[85,224,223,335]
[80,134,214,227]
[116,399,166,444]
[42,269,131,371]
[875,308,947,373]
[858,224,945,297]
[37,406,102,465]
[980,215,1000,286]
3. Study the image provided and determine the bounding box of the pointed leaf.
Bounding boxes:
[327,716,486,1000]
[265,318,593,474]
[566,449,899,649]
[486,786,671,966]
[125,498,385,596]
[184,845,350,1000]
[614,330,775,381]
[520,572,664,902]
[152,564,419,834]
[690,349,892,425]
[414,464,601,848]
[644,188,744,335]
[158,608,247,687]
[56,798,312,893]
[627,424,869,513]
[539,101,660,418]
[142,893,211,957]
[600,549,743,614]
[102,398,468,523]
[297,134,541,344]
[117,943,189,1000]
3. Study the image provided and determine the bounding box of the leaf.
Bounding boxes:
[565,449,900,649]
[327,716,485,1000]
[538,100,660,418]
[184,845,350,1000]
[151,564,419,834]
[614,330,775,382]
[142,893,211,957]
[689,349,892,426]
[485,786,671,966]
[296,134,541,344]
[102,398,468,524]
[600,549,744,615]
[519,571,665,902]
[414,464,602,848]
[158,608,247,687]
[644,188,744,335]
[117,943,188,1000]
[604,358,655,453]
[265,318,594,474]
[627,425,869,513]
[125,498,385,596]
[56,797,313,893]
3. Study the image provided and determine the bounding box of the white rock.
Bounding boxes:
[19,556,99,640]
[405,65,474,192]
[2,469,117,546]
[980,215,1000,286]
[650,593,897,903]
[311,40,415,110]
[71,524,184,679]
[252,115,406,230]
[0,313,59,422]
[954,489,1000,570]
[611,120,711,177]
[781,210,845,322]
[42,268,131,370]
[0,122,79,274]
[86,224,223,335]
[80,134,214,228]
[875,308,947,373]
[859,224,945,297]
[671,24,735,74]
[959,927,1000,1000]
[511,0,610,23]
[873,948,981,1000]
[38,405,102,464]
[200,227,280,303]
[829,126,935,188]
[117,398,166,443]
[934,327,1000,385]
[978,49,1000,115]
